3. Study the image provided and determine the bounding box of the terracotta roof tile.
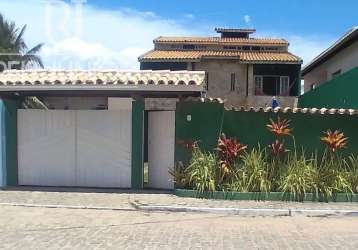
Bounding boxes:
[139,50,301,63]
[0,70,206,88]
[154,36,288,45]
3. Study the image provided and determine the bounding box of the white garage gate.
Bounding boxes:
[17,109,132,188]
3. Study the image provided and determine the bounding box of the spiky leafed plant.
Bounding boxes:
[186,147,217,193]
[168,161,190,189]
[217,133,247,181]
[269,139,289,157]
[267,117,292,138]
[320,130,348,153]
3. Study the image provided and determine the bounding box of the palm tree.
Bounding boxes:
[0,13,44,71]
[0,13,47,109]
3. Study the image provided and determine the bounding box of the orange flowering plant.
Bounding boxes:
[267,117,292,137]
[321,130,348,153]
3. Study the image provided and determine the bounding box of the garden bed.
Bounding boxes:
[174,189,358,202]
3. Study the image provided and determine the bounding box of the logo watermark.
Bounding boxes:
[0,0,123,71]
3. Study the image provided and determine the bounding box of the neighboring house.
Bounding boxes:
[139,28,302,107]
[302,26,358,92]
[0,70,205,189]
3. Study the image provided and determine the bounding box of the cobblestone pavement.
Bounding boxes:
[1,188,358,211]
[0,205,358,249]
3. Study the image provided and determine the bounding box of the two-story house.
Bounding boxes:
[139,28,302,107]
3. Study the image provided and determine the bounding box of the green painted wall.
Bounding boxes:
[175,101,224,164]
[131,99,144,189]
[299,67,358,109]
[1,99,19,186]
[175,102,358,163]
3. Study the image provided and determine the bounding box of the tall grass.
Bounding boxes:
[227,147,271,193]
[279,152,316,201]
[312,151,352,201]
[186,147,217,193]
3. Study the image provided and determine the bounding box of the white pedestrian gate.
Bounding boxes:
[148,111,175,189]
[17,109,132,188]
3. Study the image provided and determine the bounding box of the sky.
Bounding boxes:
[0,0,357,69]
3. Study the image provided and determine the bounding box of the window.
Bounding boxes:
[197,45,207,50]
[332,69,341,78]
[170,44,181,49]
[224,46,236,50]
[243,46,251,50]
[251,46,260,51]
[254,76,263,95]
[279,76,290,95]
[183,44,195,50]
[230,73,236,91]
[205,72,209,91]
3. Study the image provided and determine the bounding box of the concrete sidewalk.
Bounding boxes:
[1,187,358,217]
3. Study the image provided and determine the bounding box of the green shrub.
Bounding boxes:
[347,155,358,193]
[186,147,217,193]
[279,152,316,201]
[312,152,352,201]
[169,162,191,189]
[231,147,271,193]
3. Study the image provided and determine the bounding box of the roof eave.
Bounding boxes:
[302,27,358,75]
[0,84,205,93]
[241,60,302,64]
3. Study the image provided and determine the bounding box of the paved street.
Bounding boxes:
[0,205,358,250]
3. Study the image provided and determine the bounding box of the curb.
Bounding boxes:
[0,202,136,211]
[1,202,358,217]
[132,203,358,217]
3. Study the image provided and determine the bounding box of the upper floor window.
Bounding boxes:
[197,45,207,50]
[279,76,290,95]
[183,44,196,50]
[224,46,237,50]
[332,69,342,78]
[230,73,236,91]
[254,76,263,95]
[170,44,181,49]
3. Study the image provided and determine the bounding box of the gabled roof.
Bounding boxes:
[0,70,205,93]
[302,27,358,75]
[139,50,301,64]
[153,36,289,46]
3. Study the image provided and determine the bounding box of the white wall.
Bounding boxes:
[304,41,358,92]
[108,98,132,110]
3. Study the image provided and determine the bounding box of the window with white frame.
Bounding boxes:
[254,76,263,95]
[279,76,290,95]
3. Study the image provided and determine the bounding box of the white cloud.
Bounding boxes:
[256,31,334,66]
[243,15,251,26]
[184,14,195,20]
[0,0,335,69]
[286,35,334,66]
[0,0,201,69]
